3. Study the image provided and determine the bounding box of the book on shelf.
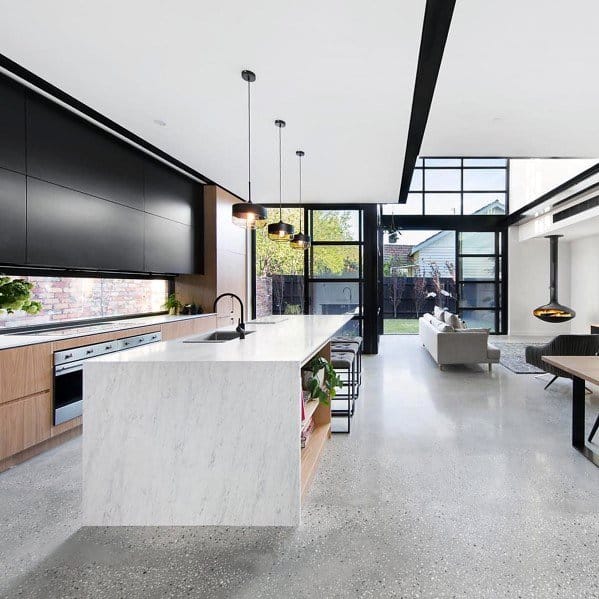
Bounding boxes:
[301,417,315,448]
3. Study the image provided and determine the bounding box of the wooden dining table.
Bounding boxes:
[543,355,599,468]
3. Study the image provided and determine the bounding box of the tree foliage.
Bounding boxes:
[256,208,357,277]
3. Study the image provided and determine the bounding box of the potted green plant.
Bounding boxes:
[163,293,183,316]
[0,276,42,315]
[302,356,343,405]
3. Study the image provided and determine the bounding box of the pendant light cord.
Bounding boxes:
[278,124,283,221]
[247,78,252,204]
[298,153,302,229]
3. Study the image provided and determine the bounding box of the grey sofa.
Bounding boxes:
[525,335,599,389]
[419,312,500,370]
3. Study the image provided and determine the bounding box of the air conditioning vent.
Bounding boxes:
[553,195,599,223]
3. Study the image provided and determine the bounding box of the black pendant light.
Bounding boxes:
[533,234,576,323]
[290,150,311,250]
[232,70,268,229]
[267,120,295,242]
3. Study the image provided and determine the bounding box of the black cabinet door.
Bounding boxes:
[27,178,144,271]
[26,96,144,210]
[0,77,26,173]
[144,161,198,225]
[0,168,26,264]
[145,214,196,274]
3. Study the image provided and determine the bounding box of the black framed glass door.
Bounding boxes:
[307,208,364,338]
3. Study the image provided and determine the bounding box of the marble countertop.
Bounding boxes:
[0,313,217,351]
[89,314,353,365]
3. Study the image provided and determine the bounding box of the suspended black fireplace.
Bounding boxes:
[533,234,576,323]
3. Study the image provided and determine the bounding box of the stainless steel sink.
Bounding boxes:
[183,330,255,343]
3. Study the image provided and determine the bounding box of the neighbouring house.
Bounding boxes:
[409,199,505,277]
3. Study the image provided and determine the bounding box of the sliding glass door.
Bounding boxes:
[308,209,364,337]
[253,207,365,338]
[381,227,506,334]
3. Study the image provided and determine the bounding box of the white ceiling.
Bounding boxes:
[421,0,599,158]
[0,0,425,204]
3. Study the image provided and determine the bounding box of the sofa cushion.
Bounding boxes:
[430,318,453,333]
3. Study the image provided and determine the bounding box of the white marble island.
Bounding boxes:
[82,314,352,527]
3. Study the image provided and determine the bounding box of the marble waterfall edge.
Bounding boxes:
[83,360,301,526]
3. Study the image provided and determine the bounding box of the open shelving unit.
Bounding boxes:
[300,341,332,499]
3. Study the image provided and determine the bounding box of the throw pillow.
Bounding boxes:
[447,313,464,329]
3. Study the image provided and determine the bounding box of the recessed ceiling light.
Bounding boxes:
[153,119,166,126]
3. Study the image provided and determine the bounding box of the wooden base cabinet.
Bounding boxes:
[0,391,51,461]
[0,316,217,471]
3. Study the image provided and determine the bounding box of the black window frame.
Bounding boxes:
[307,207,365,337]
[407,157,509,215]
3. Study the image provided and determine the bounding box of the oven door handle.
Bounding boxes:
[55,361,84,374]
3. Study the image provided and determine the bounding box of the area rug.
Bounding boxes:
[490,340,546,374]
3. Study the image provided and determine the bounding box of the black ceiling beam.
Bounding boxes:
[398,0,456,203]
[0,53,245,203]
[381,214,505,232]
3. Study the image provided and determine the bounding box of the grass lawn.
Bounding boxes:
[384,318,419,335]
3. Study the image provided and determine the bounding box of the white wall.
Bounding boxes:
[569,235,599,334]
[509,159,597,213]
[508,228,572,336]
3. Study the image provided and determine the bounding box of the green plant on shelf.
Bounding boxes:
[163,293,183,315]
[0,276,42,315]
[305,356,343,405]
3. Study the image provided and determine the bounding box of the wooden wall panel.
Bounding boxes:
[176,185,247,320]
[0,343,52,405]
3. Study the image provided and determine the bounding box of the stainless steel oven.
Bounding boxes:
[53,331,161,425]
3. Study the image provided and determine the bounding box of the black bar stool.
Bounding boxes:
[330,350,356,433]
[332,335,362,388]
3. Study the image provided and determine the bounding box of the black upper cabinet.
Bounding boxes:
[0,73,203,274]
[0,77,26,174]
[27,96,144,210]
[27,178,144,271]
[144,161,198,225]
[0,168,26,264]
[145,214,195,274]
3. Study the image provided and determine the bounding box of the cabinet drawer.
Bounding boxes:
[0,392,51,460]
[0,343,52,405]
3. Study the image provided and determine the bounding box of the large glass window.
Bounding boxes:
[457,231,503,333]
[382,228,505,334]
[388,158,509,216]
[308,209,364,337]
[0,276,169,329]
[253,207,364,331]
[255,207,305,317]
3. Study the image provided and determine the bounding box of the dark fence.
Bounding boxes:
[382,276,456,319]
[270,274,304,315]
[261,274,456,317]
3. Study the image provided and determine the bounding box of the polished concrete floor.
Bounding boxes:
[2,335,599,598]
